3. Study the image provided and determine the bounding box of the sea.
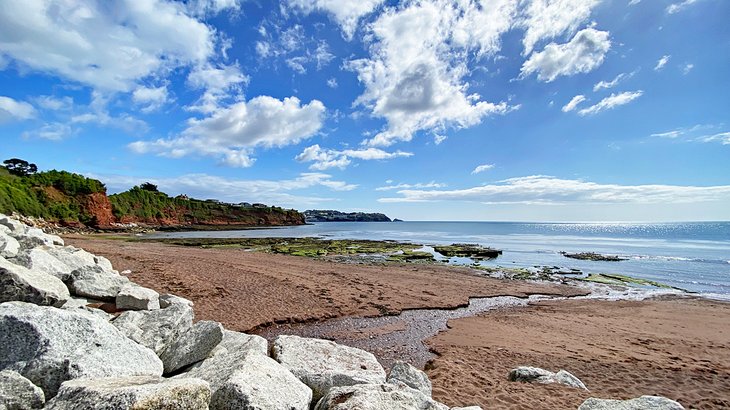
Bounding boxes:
[146,221,730,300]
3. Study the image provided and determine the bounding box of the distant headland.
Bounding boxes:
[303,209,392,222]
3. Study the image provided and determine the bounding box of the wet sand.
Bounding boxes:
[65,236,730,409]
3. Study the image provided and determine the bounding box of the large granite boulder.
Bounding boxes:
[116,284,160,311]
[15,227,63,248]
[0,257,70,307]
[112,302,194,356]
[387,360,432,397]
[0,231,20,258]
[209,354,312,410]
[11,247,73,281]
[0,215,26,236]
[508,366,587,390]
[160,320,223,374]
[272,335,387,402]
[45,376,210,410]
[314,383,448,410]
[46,246,115,275]
[65,265,131,302]
[0,302,163,398]
[0,369,45,409]
[159,293,194,308]
[578,395,685,410]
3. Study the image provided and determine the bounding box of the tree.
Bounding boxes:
[140,182,158,192]
[3,158,38,177]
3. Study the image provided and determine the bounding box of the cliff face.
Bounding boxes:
[81,192,116,228]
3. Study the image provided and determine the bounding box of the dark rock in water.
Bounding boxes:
[561,252,626,262]
[392,219,404,222]
[433,244,502,259]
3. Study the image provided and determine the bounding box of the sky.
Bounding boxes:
[1,0,729,222]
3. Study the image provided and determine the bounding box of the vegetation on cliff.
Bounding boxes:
[303,209,391,222]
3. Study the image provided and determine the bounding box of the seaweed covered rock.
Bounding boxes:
[0,257,69,307]
[0,302,162,398]
[0,369,45,409]
[272,335,386,402]
[45,376,210,410]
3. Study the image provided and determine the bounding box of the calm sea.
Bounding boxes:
[147,221,730,300]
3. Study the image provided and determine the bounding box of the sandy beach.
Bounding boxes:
[67,236,730,409]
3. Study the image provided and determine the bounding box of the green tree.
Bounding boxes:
[140,182,158,192]
[3,158,38,177]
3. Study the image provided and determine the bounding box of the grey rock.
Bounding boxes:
[11,247,72,281]
[578,395,685,410]
[159,293,194,308]
[198,330,268,366]
[508,366,587,390]
[116,284,160,311]
[113,302,194,355]
[451,407,483,410]
[46,247,115,275]
[0,232,20,258]
[209,354,312,410]
[160,320,223,374]
[65,265,130,301]
[0,257,69,307]
[15,228,62,248]
[0,216,26,236]
[45,376,210,410]
[387,360,432,397]
[272,335,387,402]
[60,297,113,321]
[0,369,45,409]
[314,383,448,410]
[0,302,162,398]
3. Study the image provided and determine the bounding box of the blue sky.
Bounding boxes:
[1,0,729,221]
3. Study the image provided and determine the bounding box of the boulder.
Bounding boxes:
[452,407,483,410]
[272,335,386,402]
[0,231,20,258]
[0,369,45,409]
[578,395,685,410]
[508,366,587,390]
[116,284,160,311]
[0,257,70,307]
[112,302,194,355]
[15,228,63,248]
[11,247,73,281]
[209,354,312,410]
[314,383,448,410]
[387,360,432,397]
[0,215,26,236]
[159,293,194,308]
[65,265,130,301]
[0,302,163,398]
[46,247,115,275]
[45,376,210,410]
[160,320,223,374]
[200,330,268,365]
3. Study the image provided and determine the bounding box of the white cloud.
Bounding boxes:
[434,134,447,145]
[376,181,446,191]
[0,0,216,92]
[132,85,169,113]
[519,0,602,55]
[472,164,495,174]
[130,96,326,167]
[378,175,730,205]
[651,130,684,139]
[650,124,720,140]
[96,172,356,207]
[521,28,611,82]
[577,91,643,116]
[285,0,385,40]
[593,71,636,91]
[682,63,694,75]
[296,144,413,170]
[186,0,242,16]
[348,0,516,147]
[667,0,699,14]
[327,78,338,88]
[654,55,670,71]
[628,0,641,5]
[699,132,730,145]
[34,95,74,111]
[0,96,36,123]
[186,64,248,114]
[21,123,74,141]
[561,95,586,112]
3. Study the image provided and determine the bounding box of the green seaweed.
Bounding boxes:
[577,273,683,291]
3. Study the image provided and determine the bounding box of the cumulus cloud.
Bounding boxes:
[577,91,643,116]
[0,0,216,92]
[376,181,446,191]
[472,164,495,174]
[130,96,326,167]
[519,0,602,55]
[132,85,169,113]
[21,123,74,141]
[348,0,517,147]
[0,96,36,123]
[186,0,242,16]
[521,28,611,82]
[667,0,699,14]
[285,0,385,40]
[654,55,670,71]
[593,71,636,92]
[561,95,586,112]
[378,175,730,205]
[186,63,248,113]
[95,172,356,207]
[296,144,413,170]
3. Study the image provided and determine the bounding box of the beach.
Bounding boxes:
[67,235,730,409]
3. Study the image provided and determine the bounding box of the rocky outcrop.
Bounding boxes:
[508,366,587,390]
[116,284,160,311]
[0,302,163,398]
[387,360,432,396]
[561,252,627,262]
[0,369,45,409]
[578,395,685,410]
[314,383,448,410]
[159,320,223,374]
[272,335,387,402]
[45,376,210,410]
[0,257,70,307]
